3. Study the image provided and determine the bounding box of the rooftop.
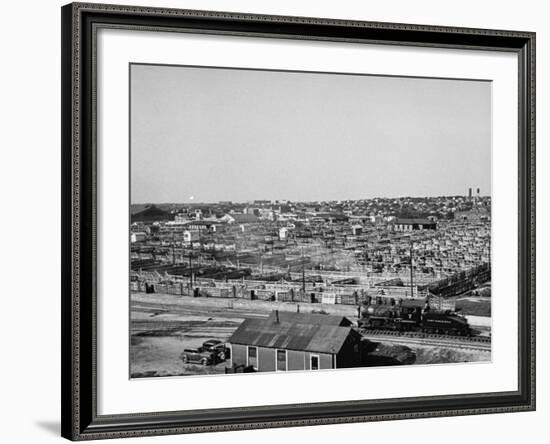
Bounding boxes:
[228,311,358,354]
[265,311,352,327]
[394,218,436,225]
[225,213,260,223]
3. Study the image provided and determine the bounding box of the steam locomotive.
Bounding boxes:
[358,298,471,336]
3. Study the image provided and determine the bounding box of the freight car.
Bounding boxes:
[358,299,471,336]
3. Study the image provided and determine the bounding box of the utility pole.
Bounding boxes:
[172,231,176,265]
[409,238,414,299]
[188,251,193,287]
[301,246,306,293]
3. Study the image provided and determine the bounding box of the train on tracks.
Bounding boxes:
[358,298,472,336]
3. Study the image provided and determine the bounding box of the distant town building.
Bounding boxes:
[130,222,150,234]
[183,230,200,243]
[243,207,261,216]
[368,214,384,224]
[174,213,189,224]
[393,218,437,231]
[221,213,260,224]
[454,207,490,222]
[312,212,349,224]
[130,232,147,243]
[186,220,216,231]
[258,208,275,221]
[351,225,363,236]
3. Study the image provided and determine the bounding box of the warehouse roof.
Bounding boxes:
[394,218,436,225]
[228,312,359,354]
[265,311,352,327]
[225,213,260,223]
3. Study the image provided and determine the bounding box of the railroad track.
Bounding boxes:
[358,328,491,351]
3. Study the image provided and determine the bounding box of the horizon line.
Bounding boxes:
[131,194,491,206]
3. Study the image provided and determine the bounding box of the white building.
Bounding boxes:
[174,213,189,223]
[351,225,363,236]
[183,230,200,243]
[130,232,147,243]
[221,213,260,224]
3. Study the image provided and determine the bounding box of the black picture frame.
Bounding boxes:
[61,2,536,440]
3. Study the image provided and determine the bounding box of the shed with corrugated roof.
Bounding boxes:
[227,311,362,372]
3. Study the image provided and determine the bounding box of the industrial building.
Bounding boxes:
[183,230,200,243]
[227,311,363,372]
[393,218,437,231]
[130,232,147,243]
[454,207,490,222]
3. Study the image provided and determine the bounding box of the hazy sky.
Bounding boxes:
[130,64,491,204]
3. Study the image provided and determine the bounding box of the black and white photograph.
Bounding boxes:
[129,64,492,378]
[0,0,544,442]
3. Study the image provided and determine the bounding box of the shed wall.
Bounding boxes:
[231,344,247,368]
[229,344,336,372]
[258,347,276,372]
[287,350,305,371]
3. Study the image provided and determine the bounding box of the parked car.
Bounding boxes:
[202,340,228,361]
[180,348,218,366]
[202,339,223,351]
